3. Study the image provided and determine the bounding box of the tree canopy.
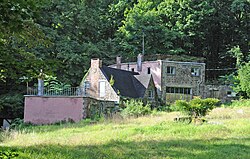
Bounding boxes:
[1,0,249,91]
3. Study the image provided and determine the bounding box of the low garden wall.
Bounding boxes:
[24,96,84,124]
[24,96,116,125]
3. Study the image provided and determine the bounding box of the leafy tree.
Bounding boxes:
[0,0,47,88]
[173,98,219,119]
[121,99,152,117]
[237,62,250,97]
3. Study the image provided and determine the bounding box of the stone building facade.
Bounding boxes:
[109,54,206,102]
[161,61,205,102]
[80,59,120,102]
[80,59,157,103]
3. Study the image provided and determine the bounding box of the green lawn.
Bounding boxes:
[1,107,250,159]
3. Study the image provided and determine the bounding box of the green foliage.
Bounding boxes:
[173,98,220,118]
[0,150,19,159]
[237,62,250,98]
[222,99,250,108]
[1,107,250,159]
[1,0,250,98]
[0,94,24,118]
[228,45,244,68]
[9,118,32,130]
[43,75,71,92]
[109,75,115,86]
[121,99,152,117]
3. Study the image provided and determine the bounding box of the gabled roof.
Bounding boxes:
[101,66,151,98]
[133,74,152,97]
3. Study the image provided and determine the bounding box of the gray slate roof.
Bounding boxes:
[101,66,151,98]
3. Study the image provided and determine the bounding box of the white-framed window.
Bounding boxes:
[191,68,200,76]
[148,90,154,99]
[99,81,106,97]
[167,66,176,75]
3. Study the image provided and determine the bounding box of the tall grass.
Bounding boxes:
[222,99,250,107]
[0,107,250,159]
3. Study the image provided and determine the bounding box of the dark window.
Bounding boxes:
[147,67,151,74]
[166,87,171,93]
[167,66,176,75]
[166,87,192,94]
[191,68,200,76]
[148,90,154,99]
[131,68,134,72]
[84,81,90,89]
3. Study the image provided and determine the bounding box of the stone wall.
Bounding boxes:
[161,61,205,101]
[80,59,119,102]
[83,97,116,119]
[204,85,237,103]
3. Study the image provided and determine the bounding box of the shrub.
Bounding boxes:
[0,93,24,118]
[9,118,33,130]
[173,98,220,119]
[121,99,152,117]
[0,150,19,158]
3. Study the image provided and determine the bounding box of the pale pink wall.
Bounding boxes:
[24,96,83,125]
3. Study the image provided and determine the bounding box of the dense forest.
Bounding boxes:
[0,0,249,117]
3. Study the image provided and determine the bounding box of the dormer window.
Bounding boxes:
[191,68,200,76]
[167,66,176,75]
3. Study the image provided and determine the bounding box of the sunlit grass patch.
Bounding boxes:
[0,107,250,159]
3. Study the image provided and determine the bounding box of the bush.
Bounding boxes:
[222,99,250,107]
[0,93,24,118]
[121,99,152,117]
[173,98,220,119]
[0,150,19,158]
[9,118,33,130]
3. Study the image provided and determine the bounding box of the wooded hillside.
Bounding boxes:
[0,0,249,91]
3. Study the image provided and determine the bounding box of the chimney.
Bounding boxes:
[91,58,102,69]
[116,56,121,69]
[137,54,143,72]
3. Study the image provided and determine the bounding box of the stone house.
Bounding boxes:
[109,54,206,102]
[80,58,157,103]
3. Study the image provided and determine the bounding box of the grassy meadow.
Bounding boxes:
[0,104,250,159]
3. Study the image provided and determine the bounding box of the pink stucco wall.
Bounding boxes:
[24,96,83,125]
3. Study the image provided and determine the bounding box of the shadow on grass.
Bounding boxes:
[1,138,249,159]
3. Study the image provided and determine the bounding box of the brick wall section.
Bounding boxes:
[24,96,83,124]
[161,61,205,100]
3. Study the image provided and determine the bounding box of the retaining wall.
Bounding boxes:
[24,96,84,124]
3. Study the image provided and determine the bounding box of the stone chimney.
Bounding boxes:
[91,58,102,69]
[116,56,121,69]
[137,54,143,72]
